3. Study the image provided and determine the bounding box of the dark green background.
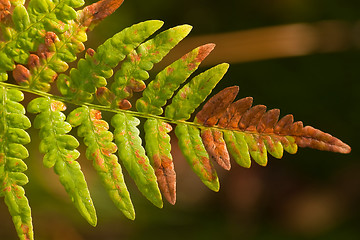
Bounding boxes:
[1,0,359,239]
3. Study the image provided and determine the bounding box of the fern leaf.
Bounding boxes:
[67,107,135,220]
[144,119,175,205]
[195,85,239,126]
[195,86,351,169]
[222,130,251,168]
[57,20,164,102]
[3,182,33,240]
[165,63,229,120]
[201,128,231,170]
[27,0,83,32]
[27,97,97,226]
[0,87,33,240]
[136,44,218,199]
[0,0,84,77]
[136,43,215,115]
[79,0,124,29]
[151,63,229,191]
[158,62,227,190]
[244,132,268,166]
[13,32,67,90]
[107,24,192,108]
[12,5,30,33]
[195,86,239,170]
[175,123,219,191]
[111,113,163,208]
[12,0,124,91]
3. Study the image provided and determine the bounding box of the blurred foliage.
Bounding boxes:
[1,0,359,239]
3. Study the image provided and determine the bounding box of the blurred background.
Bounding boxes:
[1,0,359,239]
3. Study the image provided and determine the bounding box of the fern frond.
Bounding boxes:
[57,20,164,102]
[67,106,135,220]
[107,24,192,108]
[153,63,228,192]
[0,0,353,237]
[27,97,97,226]
[195,86,239,170]
[134,44,216,202]
[136,43,215,115]
[111,113,163,208]
[0,87,33,240]
[144,119,175,204]
[176,123,220,191]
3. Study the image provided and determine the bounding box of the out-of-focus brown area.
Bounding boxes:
[159,20,357,68]
[1,0,359,239]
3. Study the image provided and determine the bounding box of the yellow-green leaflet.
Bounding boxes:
[0,87,33,240]
[112,113,163,208]
[28,97,97,226]
[68,106,135,220]
[165,63,229,120]
[175,123,219,192]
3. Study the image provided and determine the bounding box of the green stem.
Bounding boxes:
[0,86,8,182]
[0,82,292,138]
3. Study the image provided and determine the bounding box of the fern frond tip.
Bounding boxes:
[205,178,220,192]
[177,24,193,35]
[124,209,136,221]
[295,126,351,154]
[197,86,351,172]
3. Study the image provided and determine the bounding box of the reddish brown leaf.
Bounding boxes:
[96,87,116,106]
[129,78,146,93]
[0,0,10,21]
[117,99,132,110]
[195,87,239,170]
[44,32,58,46]
[28,54,40,69]
[37,32,59,60]
[274,114,294,134]
[238,105,266,131]
[218,97,253,128]
[86,48,95,57]
[13,65,30,85]
[290,121,304,135]
[82,0,124,28]
[144,119,175,204]
[257,109,280,133]
[196,86,239,126]
[296,126,351,153]
[201,129,231,170]
[153,154,176,205]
